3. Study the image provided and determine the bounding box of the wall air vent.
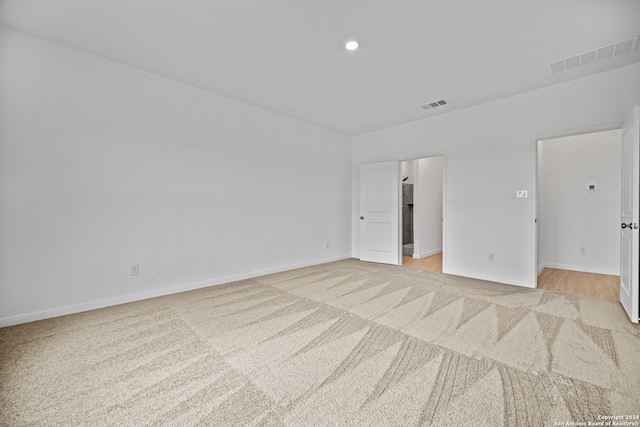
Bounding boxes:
[421,99,448,110]
[551,35,639,74]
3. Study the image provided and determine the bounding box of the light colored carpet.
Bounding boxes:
[1,259,639,426]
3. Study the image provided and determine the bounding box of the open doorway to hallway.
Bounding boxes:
[536,128,622,300]
[400,156,443,273]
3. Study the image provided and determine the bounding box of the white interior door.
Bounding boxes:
[620,106,639,323]
[360,161,400,265]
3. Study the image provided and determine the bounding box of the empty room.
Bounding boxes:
[1,1,639,426]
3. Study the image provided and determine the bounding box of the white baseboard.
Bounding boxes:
[0,254,352,328]
[543,262,619,276]
[412,248,442,259]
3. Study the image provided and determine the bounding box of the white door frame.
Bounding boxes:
[531,122,624,288]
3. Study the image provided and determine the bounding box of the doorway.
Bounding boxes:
[536,128,622,299]
[400,156,444,272]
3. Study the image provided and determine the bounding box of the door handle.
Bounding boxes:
[621,223,639,229]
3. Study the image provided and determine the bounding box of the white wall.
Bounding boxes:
[401,160,415,184]
[352,62,640,287]
[540,130,622,275]
[414,156,443,258]
[0,27,352,326]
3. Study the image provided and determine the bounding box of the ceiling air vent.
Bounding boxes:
[551,35,639,74]
[421,99,448,110]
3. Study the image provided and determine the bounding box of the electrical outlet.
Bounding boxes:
[516,190,528,199]
[130,264,139,276]
[488,252,495,261]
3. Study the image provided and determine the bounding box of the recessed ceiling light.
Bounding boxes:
[345,40,359,51]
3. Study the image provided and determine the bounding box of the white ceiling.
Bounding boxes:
[1,0,639,136]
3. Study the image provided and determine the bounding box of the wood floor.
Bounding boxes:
[402,252,619,301]
[402,252,442,272]
[537,267,619,301]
